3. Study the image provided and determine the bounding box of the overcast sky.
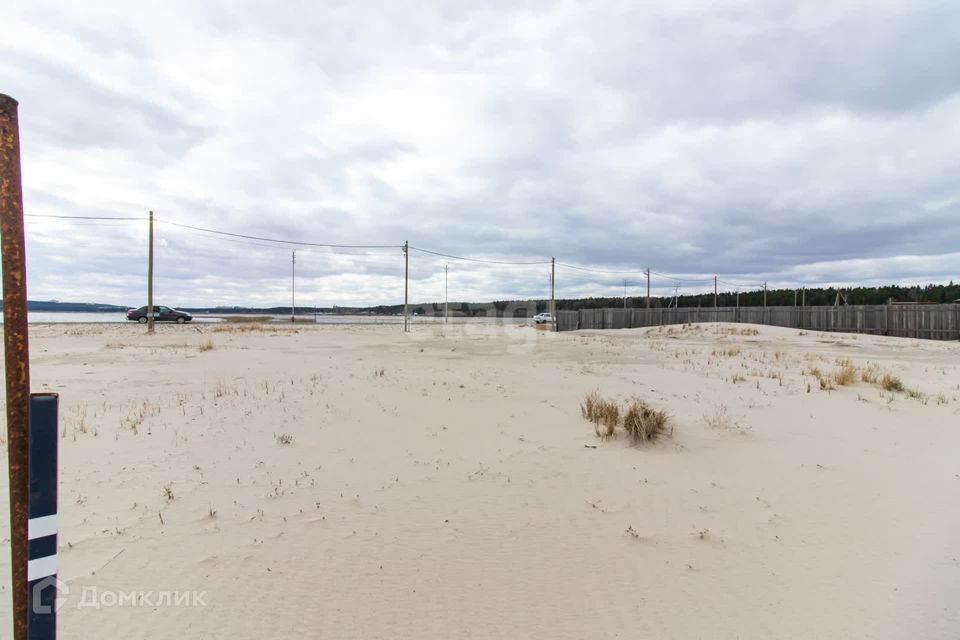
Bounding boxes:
[3,0,959,307]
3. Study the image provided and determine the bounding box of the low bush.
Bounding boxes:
[623,400,670,444]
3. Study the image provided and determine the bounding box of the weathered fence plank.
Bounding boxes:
[557,304,960,341]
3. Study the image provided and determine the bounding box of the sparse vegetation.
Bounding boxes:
[163,484,174,501]
[832,359,857,386]
[276,432,294,445]
[860,364,882,384]
[713,326,759,336]
[712,346,741,357]
[213,322,266,333]
[212,320,300,333]
[703,403,742,430]
[906,388,925,401]
[581,392,620,438]
[199,339,214,352]
[804,361,910,395]
[881,373,904,392]
[582,393,670,443]
[622,399,670,444]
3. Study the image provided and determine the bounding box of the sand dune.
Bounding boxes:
[1,321,959,638]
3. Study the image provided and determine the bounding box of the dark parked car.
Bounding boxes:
[126,306,192,324]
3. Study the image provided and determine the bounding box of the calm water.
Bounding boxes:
[10,312,221,324]
[3,312,532,325]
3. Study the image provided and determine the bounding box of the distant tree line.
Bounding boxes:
[405,282,960,316]
[15,282,958,317]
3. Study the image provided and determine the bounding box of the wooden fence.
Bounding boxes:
[556,304,960,340]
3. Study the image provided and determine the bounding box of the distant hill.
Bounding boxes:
[11,301,132,312]
[6,281,957,317]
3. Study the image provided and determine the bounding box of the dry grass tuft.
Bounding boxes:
[222,315,273,323]
[712,346,741,357]
[213,322,267,333]
[860,364,881,384]
[880,373,904,392]
[806,360,913,395]
[714,326,759,336]
[580,391,600,420]
[906,388,925,401]
[199,340,214,352]
[831,359,857,386]
[275,432,294,445]
[703,403,741,430]
[622,400,670,444]
[581,392,620,438]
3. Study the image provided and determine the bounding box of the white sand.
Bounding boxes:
[1,321,959,638]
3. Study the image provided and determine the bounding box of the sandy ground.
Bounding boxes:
[1,321,959,639]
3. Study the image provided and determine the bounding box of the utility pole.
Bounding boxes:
[291,250,296,323]
[147,210,154,334]
[763,281,768,324]
[403,241,409,333]
[645,268,651,308]
[550,257,556,331]
[444,263,448,324]
[714,276,718,308]
[1,92,29,640]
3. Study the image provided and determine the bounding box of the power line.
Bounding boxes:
[25,214,143,221]
[167,231,297,252]
[22,214,800,291]
[408,245,550,265]
[718,279,765,289]
[164,225,404,258]
[556,262,645,275]
[650,270,715,284]
[154,218,402,250]
[27,222,140,229]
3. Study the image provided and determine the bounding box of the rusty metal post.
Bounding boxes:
[1,92,30,640]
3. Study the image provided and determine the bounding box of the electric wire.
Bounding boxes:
[555,262,646,275]
[25,214,144,221]
[25,215,778,292]
[154,218,402,250]
[408,245,550,266]
[650,270,715,284]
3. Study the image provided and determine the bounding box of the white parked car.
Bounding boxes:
[533,313,553,324]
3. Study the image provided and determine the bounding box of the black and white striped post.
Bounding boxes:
[27,393,59,640]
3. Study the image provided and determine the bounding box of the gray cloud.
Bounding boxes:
[4,0,959,307]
